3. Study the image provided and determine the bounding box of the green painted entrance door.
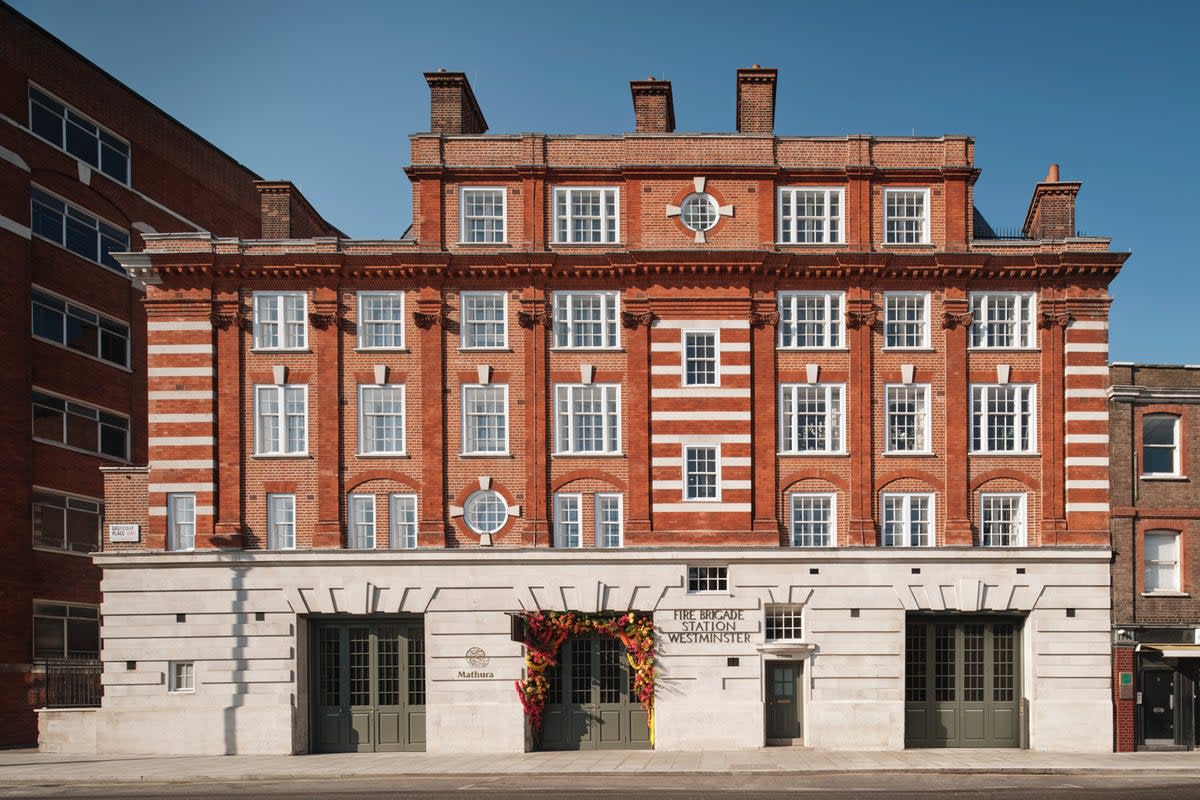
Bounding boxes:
[312,621,426,752]
[765,661,803,741]
[541,637,651,750]
[904,617,1020,748]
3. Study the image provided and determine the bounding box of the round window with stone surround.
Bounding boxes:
[464,490,508,535]
[679,192,719,232]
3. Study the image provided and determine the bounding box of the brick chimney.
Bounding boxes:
[254,181,342,239]
[1022,163,1081,240]
[630,77,675,133]
[424,70,488,135]
[736,65,777,134]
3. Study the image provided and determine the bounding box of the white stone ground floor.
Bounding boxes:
[41,548,1114,755]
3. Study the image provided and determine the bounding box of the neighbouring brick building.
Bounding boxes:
[0,2,337,747]
[1110,364,1200,750]
[61,67,1130,755]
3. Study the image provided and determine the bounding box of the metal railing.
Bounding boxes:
[40,657,102,708]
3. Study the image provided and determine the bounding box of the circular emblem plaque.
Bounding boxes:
[465,647,490,668]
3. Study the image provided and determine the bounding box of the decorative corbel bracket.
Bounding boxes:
[942,311,974,329]
[517,310,550,329]
[412,310,446,330]
[210,312,238,330]
[749,310,780,329]
[621,310,657,330]
[846,309,880,330]
[309,312,336,330]
[1038,310,1074,329]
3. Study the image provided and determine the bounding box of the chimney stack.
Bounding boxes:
[736,65,777,134]
[1022,163,1081,240]
[630,77,675,133]
[424,70,488,135]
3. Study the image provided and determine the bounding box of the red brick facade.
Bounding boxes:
[1109,364,1200,750]
[111,70,1126,565]
[0,4,335,745]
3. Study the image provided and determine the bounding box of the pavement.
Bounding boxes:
[1,747,1199,786]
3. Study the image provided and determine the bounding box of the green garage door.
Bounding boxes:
[905,617,1021,748]
[311,620,426,752]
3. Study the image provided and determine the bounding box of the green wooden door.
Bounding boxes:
[541,636,651,750]
[904,617,1020,748]
[312,621,426,752]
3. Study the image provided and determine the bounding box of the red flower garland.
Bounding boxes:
[514,610,656,742]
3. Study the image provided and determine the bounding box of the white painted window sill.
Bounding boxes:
[1140,475,1189,482]
[1141,592,1190,598]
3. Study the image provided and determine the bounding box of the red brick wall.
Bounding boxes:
[1112,646,1135,752]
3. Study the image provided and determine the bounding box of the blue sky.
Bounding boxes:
[13,0,1198,363]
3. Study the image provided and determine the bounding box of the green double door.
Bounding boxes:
[904,617,1021,748]
[541,636,652,750]
[312,620,426,752]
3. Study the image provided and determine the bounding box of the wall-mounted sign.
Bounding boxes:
[108,524,140,543]
[1119,671,1134,700]
[661,609,754,644]
[457,646,494,679]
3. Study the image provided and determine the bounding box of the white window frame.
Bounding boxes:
[348,493,376,549]
[252,292,307,351]
[358,384,406,455]
[764,604,804,642]
[167,493,196,552]
[460,291,508,350]
[980,493,1027,547]
[881,493,934,547]
[28,83,130,185]
[789,493,836,548]
[779,384,844,454]
[1142,414,1182,477]
[777,187,844,244]
[554,384,621,454]
[970,384,1037,454]
[682,330,720,387]
[553,186,620,244]
[389,493,418,549]
[267,493,295,550]
[778,290,844,349]
[356,291,406,350]
[883,187,931,245]
[551,291,620,350]
[885,384,931,454]
[969,292,1037,350]
[254,385,308,456]
[464,489,509,535]
[30,186,129,274]
[461,384,509,455]
[1144,530,1182,594]
[884,292,930,349]
[683,444,721,502]
[553,493,582,548]
[168,661,195,693]
[686,565,729,593]
[596,493,623,549]
[32,286,131,369]
[460,187,507,244]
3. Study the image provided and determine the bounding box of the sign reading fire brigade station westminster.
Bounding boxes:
[661,609,755,644]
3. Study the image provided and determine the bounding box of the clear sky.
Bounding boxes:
[11,0,1198,363]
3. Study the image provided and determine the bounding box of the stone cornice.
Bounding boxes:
[132,247,1129,288]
